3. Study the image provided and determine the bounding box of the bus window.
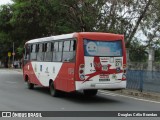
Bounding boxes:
[24,45,30,60]
[30,44,37,60]
[84,39,122,57]
[44,43,47,52]
[44,42,52,62]
[63,41,70,62]
[62,40,76,62]
[37,43,44,61]
[70,40,76,62]
[64,41,70,51]
[59,42,63,52]
[52,42,62,62]
[70,40,76,51]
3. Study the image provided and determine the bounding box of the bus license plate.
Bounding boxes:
[99,79,110,81]
[99,74,109,82]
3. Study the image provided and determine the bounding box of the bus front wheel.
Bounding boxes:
[83,89,98,96]
[49,81,59,97]
[27,80,34,89]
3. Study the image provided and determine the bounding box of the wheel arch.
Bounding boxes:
[24,74,29,82]
[49,79,54,86]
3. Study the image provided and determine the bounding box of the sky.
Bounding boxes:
[0,0,13,5]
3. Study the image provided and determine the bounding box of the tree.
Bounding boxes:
[1,0,160,63]
[0,5,13,60]
[140,0,160,48]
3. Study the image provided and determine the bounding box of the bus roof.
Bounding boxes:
[25,32,123,44]
[26,33,75,44]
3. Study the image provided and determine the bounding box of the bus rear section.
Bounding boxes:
[75,33,127,95]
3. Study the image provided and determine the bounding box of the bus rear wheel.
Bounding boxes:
[27,80,34,89]
[49,81,59,97]
[83,89,98,96]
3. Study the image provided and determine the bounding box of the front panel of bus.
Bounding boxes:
[75,33,127,90]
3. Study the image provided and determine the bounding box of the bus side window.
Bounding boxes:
[44,42,52,62]
[70,40,76,51]
[44,43,47,52]
[58,41,63,62]
[51,42,54,51]
[24,45,30,60]
[52,42,62,62]
[53,42,57,62]
[63,41,70,62]
[37,43,44,61]
[62,40,76,62]
[70,40,76,62]
[30,44,37,60]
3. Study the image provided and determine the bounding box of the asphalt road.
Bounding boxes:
[0,69,160,120]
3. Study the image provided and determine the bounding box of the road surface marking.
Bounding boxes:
[5,81,17,84]
[99,90,160,104]
[99,91,117,96]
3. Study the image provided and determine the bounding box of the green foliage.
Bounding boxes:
[0,0,160,63]
[0,4,13,60]
[129,49,148,62]
[129,39,148,62]
[16,46,23,56]
[0,5,13,33]
[155,40,160,62]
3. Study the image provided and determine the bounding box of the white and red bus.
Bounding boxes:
[23,32,127,96]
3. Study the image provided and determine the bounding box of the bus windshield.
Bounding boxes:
[84,39,122,57]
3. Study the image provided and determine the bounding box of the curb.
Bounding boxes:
[111,89,160,101]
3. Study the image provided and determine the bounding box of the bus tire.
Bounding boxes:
[49,81,59,97]
[83,89,98,96]
[27,80,34,89]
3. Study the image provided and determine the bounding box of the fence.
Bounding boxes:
[127,70,160,92]
[126,48,160,93]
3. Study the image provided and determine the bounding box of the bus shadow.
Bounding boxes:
[32,86,50,95]
[62,92,121,104]
[32,86,122,104]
